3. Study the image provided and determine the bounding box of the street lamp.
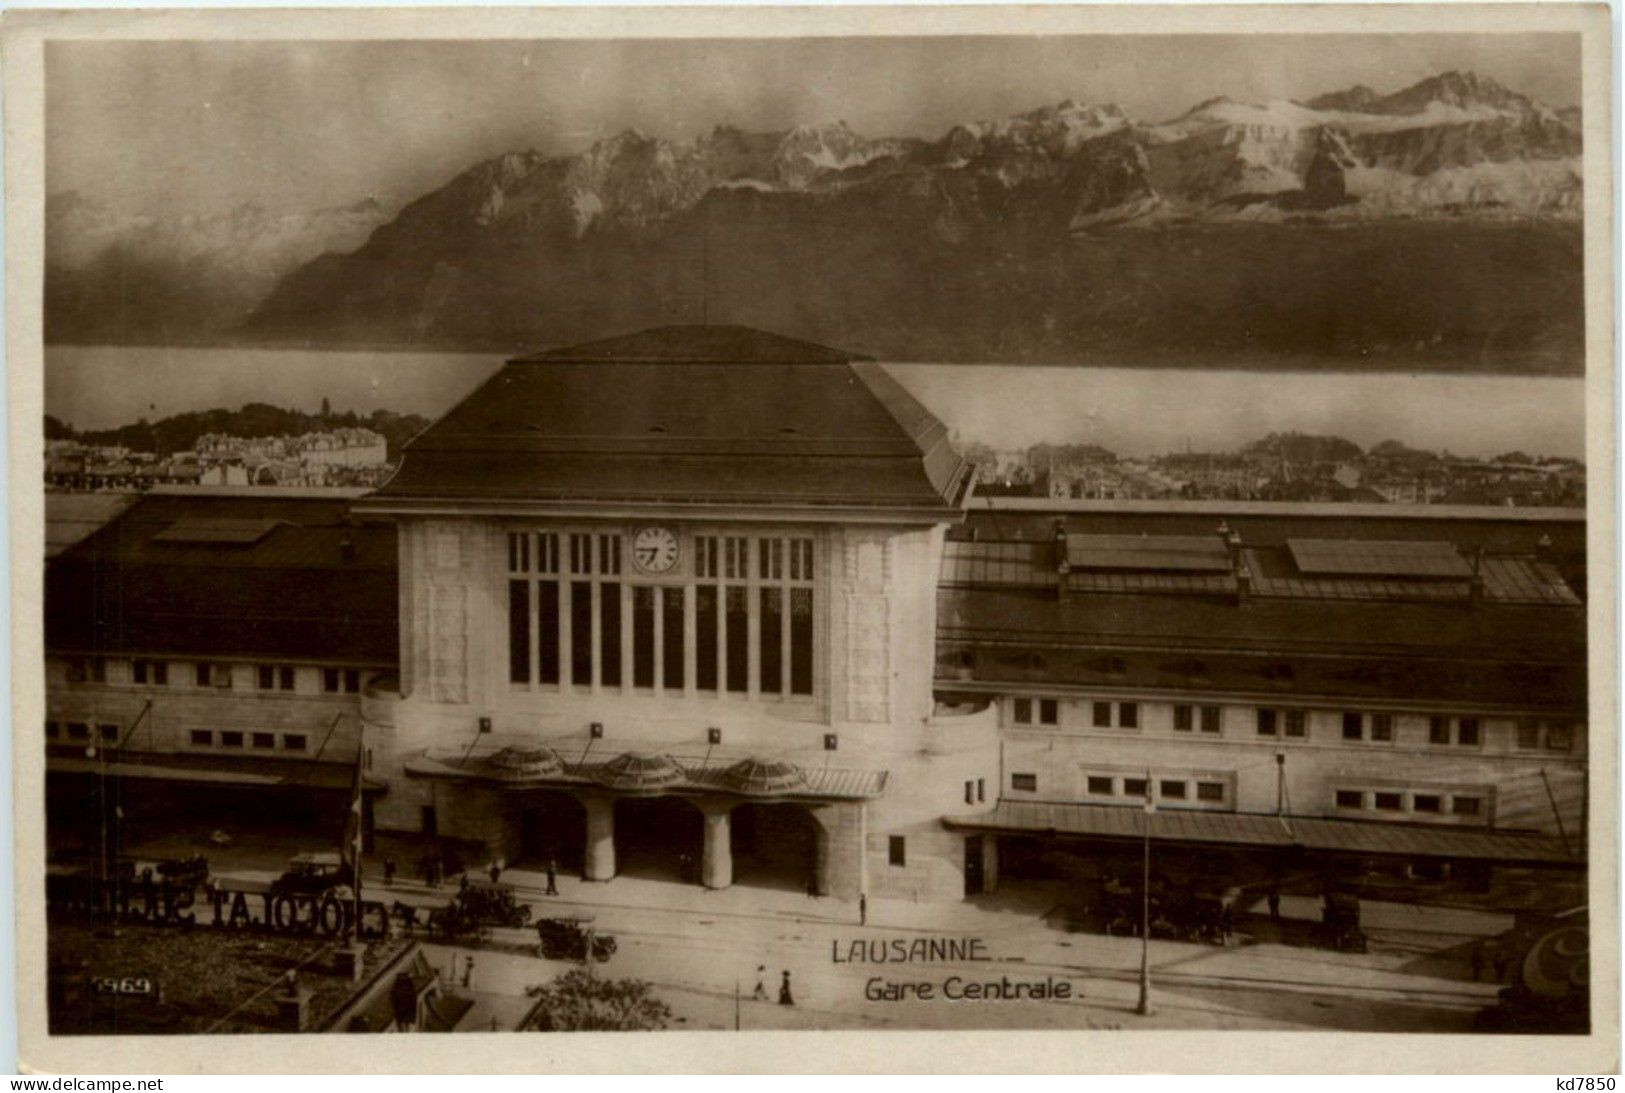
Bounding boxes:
[1137,768,1154,1017]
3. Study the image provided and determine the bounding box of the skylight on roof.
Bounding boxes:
[151,518,285,545]
[1287,538,1472,579]
[1067,533,1231,573]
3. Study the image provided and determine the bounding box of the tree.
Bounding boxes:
[522,969,672,1031]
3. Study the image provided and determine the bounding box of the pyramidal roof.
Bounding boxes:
[365,325,971,519]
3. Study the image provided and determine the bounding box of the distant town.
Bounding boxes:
[962,433,1586,508]
[44,403,430,492]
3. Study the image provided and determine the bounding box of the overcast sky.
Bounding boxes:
[47,34,1580,216]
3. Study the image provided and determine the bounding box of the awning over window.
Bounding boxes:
[944,799,1577,865]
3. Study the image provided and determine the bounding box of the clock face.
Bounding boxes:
[631,526,680,574]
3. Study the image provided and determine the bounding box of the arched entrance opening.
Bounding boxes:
[730,802,825,894]
[613,795,704,884]
[516,789,586,874]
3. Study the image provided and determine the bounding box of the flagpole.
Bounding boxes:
[1137,768,1154,1017]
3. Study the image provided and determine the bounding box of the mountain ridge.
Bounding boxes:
[48,70,1584,366]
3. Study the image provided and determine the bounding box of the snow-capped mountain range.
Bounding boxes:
[48,71,1583,362]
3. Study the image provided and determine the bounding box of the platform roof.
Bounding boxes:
[946,799,1577,865]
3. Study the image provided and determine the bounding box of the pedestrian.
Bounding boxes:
[546,858,559,896]
[778,970,795,1007]
[859,893,868,926]
[489,860,502,885]
[1469,942,1485,981]
[462,955,474,989]
[752,966,769,1001]
[383,858,396,888]
[1490,942,1510,983]
[1267,888,1281,922]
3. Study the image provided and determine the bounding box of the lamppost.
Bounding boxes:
[1137,769,1154,1017]
[86,744,120,935]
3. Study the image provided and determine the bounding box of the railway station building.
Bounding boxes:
[44,326,1589,904]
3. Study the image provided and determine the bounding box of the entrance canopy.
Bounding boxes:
[405,746,886,802]
[946,799,1577,866]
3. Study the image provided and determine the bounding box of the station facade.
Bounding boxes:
[44,326,1589,903]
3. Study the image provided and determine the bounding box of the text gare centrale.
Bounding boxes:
[832,937,1078,1002]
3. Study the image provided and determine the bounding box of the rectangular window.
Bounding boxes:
[220,731,244,748]
[98,724,118,743]
[1159,780,1186,800]
[759,587,783,695]
[537,583,560,685]
[323,666,340,693]
[1458,718,1481,747]
[1173,705,1193,732]
[569,533,592,575]
[1119,703,1139,729]
[1013,698,1033,724]
[283,734,307,752]
[599,582,622,688]
[252,732,275,749]
[964,781,975,805]
[977,778,985,803]
[279,666,294,691]
[258,665,275,690]
[1342,712,1363,741]
[632,586,656,689]
[1546,724,1573,752]
[1039,698,1059,725]
[67,722,89,741]
[1429,716,1450,745]
[1197,782,1225,802]
[1413,794,1442,813]
[133,660,148,685]
[888,836,906,867]
[696,586,719,690]
[508,532,530,573]
[696,536,719,579]
[1374,791,1403,811]
[724,586,749,693]
[789,588,813,696]
[195,662,213,687]
[1453,796,1482,816]
[662,588,685,690]
[1285,710,1306,738]
[1371,713,1394,742]
[509,581,532,683]
[1011,773,1038,792]
[190,730,212,746]
[724,537,748,580]
[598,535,621,576]
[1092,702,1111,728]
[89,658,107,683]
[759,538,783,580]
[538,533,559,574]
[1123,778,1148,798]
[1201,706,1222,734]
[790,538,814,581]
[1335,790,1363,809]
[571,582,593,685]
[1256,709,1278,736]
[344,669,360,693]
[1086,776,1115,796]
[1517,719,1542,749]
[45,721,59,739]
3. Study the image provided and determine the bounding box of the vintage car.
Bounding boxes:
[269,852,355,898]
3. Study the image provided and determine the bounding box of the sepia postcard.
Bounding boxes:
[5,3,1617,1074]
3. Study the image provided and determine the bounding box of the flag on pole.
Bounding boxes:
[340,739,365,937]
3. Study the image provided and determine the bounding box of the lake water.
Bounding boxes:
[45,344,1587,460]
